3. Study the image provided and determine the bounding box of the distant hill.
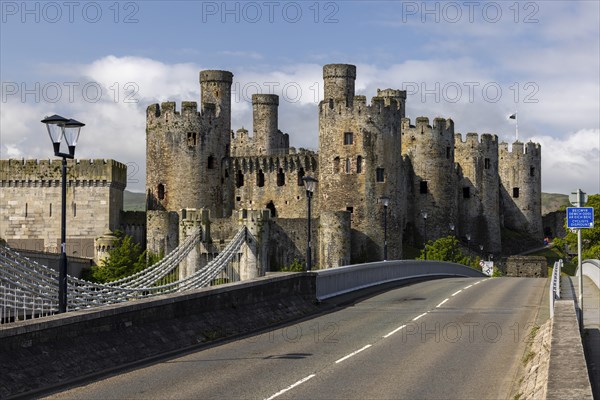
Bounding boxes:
[541,192,569,215]
[123,190,146,211]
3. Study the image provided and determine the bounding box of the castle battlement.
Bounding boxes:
[146,101,202,121]
[0,158,127,188]
[233,151,318,174]
[454,132,499,148]
[499,141,542,158]
[402,117,454,140]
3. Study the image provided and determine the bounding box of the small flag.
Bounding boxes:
[509,113,517,120]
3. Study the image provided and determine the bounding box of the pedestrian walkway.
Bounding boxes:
[565,275,600,399]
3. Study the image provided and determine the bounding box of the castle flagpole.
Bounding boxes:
[509,112,518,141]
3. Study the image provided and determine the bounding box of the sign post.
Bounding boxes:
[567,189,594,330]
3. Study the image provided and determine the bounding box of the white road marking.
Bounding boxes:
[473,281,481,285]
[436,298,449,308]
[451,290,462,296]
[264,374,317,400]
[383,324,407,338]
[335,344,372,364]
[464,284,473,289]
[412,312,427,321]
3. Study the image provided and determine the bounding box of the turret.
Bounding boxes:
[252,94,288,155]
[200,70,233,122]
[323,64,356,108]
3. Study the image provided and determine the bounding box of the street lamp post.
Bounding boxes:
[42,115,85,313]
[449,223,455,261]
[466,233,471,267]
[379,196,390,261]
[479,244,484,260]
[302,176,318,271]
[422,211,428,260]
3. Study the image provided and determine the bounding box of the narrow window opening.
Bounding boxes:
[236,170,244,188]
[158,184,165,200]
[328,98,334,109]
[257,169,265,187]
[376,168,385,182]
[297,167,305,186]
[187,132,196,147]
[266,201,277,218]
[530,166,535,177]
[49,203,52,217]
[344,132,353,145]
[420,180,428,194]
[236,196,241,202]
[484,158,491,169]
[277,168,285,186]
[513,187,520,198]
[345,158,351,174]
[73,203,77,217]
[25,203,28,217]
[356,156,363,173]
[207,155,215,169]
[333,157,340,174]
[446,146,451,159]
[346,206,354,213]
[463,187,470,198]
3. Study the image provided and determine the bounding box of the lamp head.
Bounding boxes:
[302,176,318,193]
[379,196,390,207]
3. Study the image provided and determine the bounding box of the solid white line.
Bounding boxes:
[335,344,372,364]
[451,290,462,297]
[436,298,449,308]
[412,312,427,321]
[264,374,317,400]
[464,284,473,289]
[383,324,407,338]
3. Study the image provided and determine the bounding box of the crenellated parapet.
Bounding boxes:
[0,158,127,189]
[232,151,317,175]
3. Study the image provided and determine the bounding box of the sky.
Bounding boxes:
[1,0,599,195]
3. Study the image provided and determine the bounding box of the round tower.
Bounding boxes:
[252,94,279,154]
[318,65,404,263]
[323,64,356,108]
[200,70,233,124]
[401,116,457,243]
[319,211,352,268]
[499,141,543,241]
[454,132,501,252]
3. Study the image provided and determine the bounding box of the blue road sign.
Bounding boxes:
[567,207,595,229]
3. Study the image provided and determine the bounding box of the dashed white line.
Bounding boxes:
[451,290,462,297]
[473,281,481,285]
[464,284,473,289]
[383,324,407,338]
[412,312,427,321]
[436,298,449,308]
[335,344,372,364]
[264,374,316,400]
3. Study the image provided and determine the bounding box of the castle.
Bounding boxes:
[145,64,543,270]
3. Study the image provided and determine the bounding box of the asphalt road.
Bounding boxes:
[44,277,546,400]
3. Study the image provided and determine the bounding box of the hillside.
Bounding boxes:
[541,192,569,215]
[123,191,146,211]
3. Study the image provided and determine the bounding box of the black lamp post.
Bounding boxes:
[42,114,85,313]
[449,223,455,260]
[379,196,390,261]
[422,211,428,260]
[479,244,484,260]
[302,176,318,271]
[466,233,471,267]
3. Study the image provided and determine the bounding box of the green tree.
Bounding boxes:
[82,231,148,283]
[417,235,477,267]
[554,194,600,262]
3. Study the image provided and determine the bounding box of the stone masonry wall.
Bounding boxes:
[0,159,126,257]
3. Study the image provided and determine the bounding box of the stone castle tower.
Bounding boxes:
[145,71,233,255]
[318,64,405,262]
[143,63,543,270]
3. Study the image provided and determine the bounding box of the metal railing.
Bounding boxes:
[549,259,562,319]
[1,226,248,324]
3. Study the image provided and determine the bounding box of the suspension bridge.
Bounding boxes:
[0,226,248,323]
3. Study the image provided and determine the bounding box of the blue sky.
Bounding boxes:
[1,0,599,194]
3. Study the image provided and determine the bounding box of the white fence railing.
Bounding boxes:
[549,259,562,319]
